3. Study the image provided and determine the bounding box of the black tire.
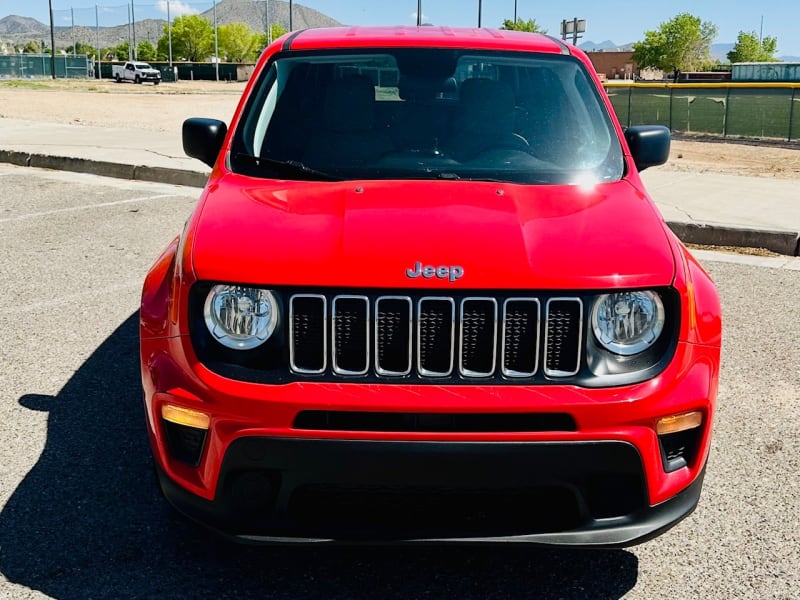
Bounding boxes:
[154,80,160,86]
[115,73,121,82]
[135,75,141,84]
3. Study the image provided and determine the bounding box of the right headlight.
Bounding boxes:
[591,290,665,356]
[203,285,279,350]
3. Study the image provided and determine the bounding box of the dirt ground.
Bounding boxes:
[1,78,799,179]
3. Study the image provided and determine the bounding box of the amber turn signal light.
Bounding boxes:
[656,411,702,435]
[162,404,211,430]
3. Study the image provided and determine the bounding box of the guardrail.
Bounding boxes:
[605,82,800,142]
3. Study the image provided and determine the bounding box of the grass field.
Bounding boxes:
[605,86,800,141]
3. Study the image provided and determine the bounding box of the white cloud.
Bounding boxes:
[156,0,199,18]
[410,11,429,23]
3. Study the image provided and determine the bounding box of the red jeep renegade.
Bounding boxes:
[140,26,721,545]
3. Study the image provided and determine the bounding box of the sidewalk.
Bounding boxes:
[1,117,799,255]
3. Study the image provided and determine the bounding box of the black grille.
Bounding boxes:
[294,410,577,432]
[332,296,369,375]
[162,420,207,466]
[460,299,497,376]
[502,299,539,377]
[288,293,583,381]
[290,295,326,373]
[545,299,582,376]
[376,297,412,375]
[418,298,455,376]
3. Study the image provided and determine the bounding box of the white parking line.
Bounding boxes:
[0,281,142,315]
[0,194,178,224]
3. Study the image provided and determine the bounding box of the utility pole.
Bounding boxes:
[167,0,172,67]
[48,0,56,78]
[478,0,482,27]
[514,0,518,24]
[417,0,421,26]
[289,0,293,31]
[213,0,219,81]
[131,0,137,60]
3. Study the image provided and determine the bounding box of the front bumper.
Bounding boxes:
[142,334,718,545]
[156,437,705,546]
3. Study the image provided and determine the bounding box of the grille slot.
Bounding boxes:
[375,297,413,376]
[289,294,327,374]
[332,296,369,375]
[288,293,583,381]
[459,298,497,377]
[417,297,456,377]
[501,298,540,377]
[544,298,583,377]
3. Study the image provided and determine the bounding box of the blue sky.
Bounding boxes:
[5,0,800,56]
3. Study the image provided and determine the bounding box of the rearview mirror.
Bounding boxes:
[624,125,671,171]
[183,118,227,168]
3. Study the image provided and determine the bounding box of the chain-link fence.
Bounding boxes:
[0,54,92,78]
[606,83,800,142]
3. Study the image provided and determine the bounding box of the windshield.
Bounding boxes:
[134,63,152,70]
[231,48,623,185]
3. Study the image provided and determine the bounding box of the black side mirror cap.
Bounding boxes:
[624,125,671,171]
[183,118,228,168]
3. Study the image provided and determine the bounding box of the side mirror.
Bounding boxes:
[624,125,671,171]
[183,118,227,169]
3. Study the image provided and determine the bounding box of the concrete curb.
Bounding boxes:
[2,150,798,256]
[0,151,209,189]
[667,222,800,257]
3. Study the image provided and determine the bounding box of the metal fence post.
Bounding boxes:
[626,85,632,127]
[789,87,797,142]
[668,84,673,132]
[723,87,731,138]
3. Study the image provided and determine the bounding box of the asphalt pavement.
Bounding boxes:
[1,166,798,598]
[1,117,799,255]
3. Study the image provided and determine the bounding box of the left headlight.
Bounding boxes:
[591,290,665,356]
[203,285,278,350]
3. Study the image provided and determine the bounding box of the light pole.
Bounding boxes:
[478,0,482,27]
[514,0,517,23]
[289,0,293,31]
[131,0,137,59]
[417,0,421,26]
[48,0,56,78]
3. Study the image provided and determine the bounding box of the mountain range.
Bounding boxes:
[579,39,799,63]
[0,1,340,51]
[2,13,799,63]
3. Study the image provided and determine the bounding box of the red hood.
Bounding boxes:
[191,176,675,290]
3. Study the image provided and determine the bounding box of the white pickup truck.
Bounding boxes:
[112,61,161,85]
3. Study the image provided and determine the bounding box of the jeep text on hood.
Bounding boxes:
[141,27,721,546]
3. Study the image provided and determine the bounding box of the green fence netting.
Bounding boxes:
[0,54,92,78]
[607,84,800,142]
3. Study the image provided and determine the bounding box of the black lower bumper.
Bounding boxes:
[156,438,704,547]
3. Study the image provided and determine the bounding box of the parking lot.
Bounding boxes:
[0,164,798,599]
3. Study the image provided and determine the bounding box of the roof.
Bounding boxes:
[281,26,569,55]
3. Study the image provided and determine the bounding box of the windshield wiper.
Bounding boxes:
[234,154,342,181]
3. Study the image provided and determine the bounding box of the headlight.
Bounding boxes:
[591,291,665,356]
[203,285,278,350]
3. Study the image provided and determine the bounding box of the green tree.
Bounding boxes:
[66,41,96,56]
[633,13,718,74]
[22,40,41,53]
[136,40,158,61]
[727,31,779,63]
[111,41,131,61]
[165,14,214,62]
[500,18,547,33]
[217,22,258,62]
[254,23,288,57]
